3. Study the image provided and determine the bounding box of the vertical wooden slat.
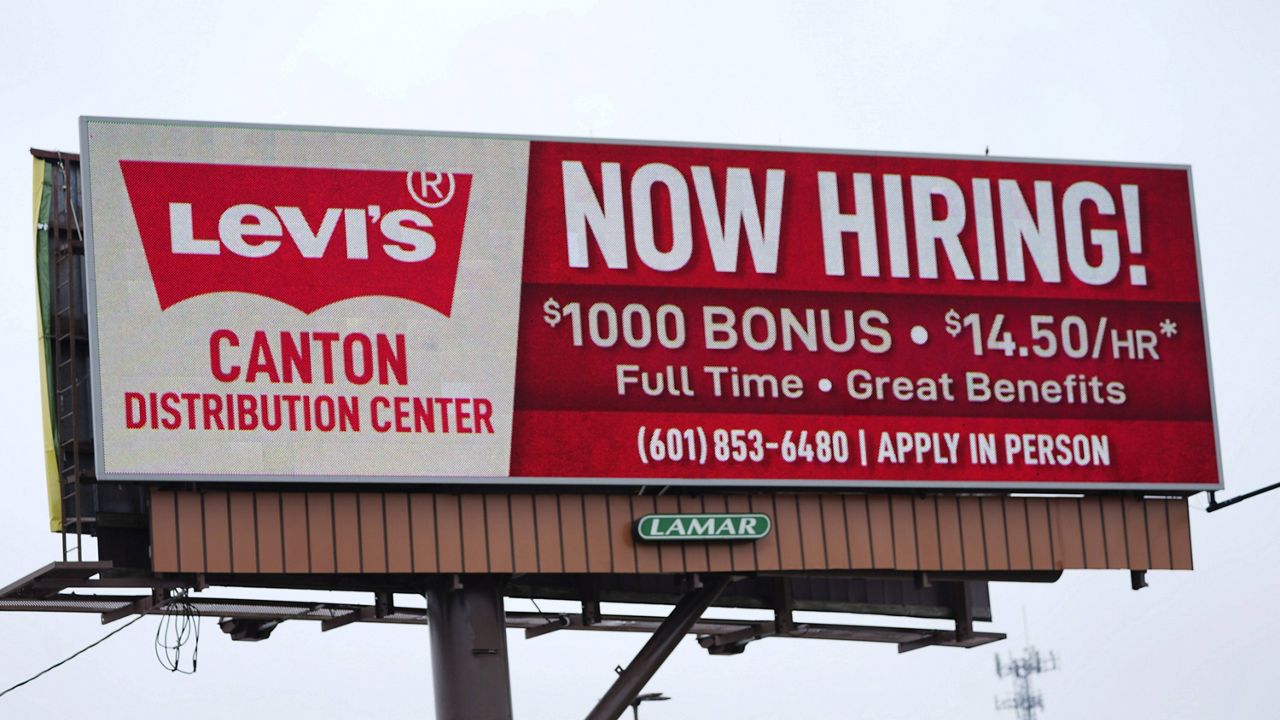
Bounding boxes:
[359,494,387,573]
[867,495,895,569]
[485,495,515,574]
[281,493,310,573]
[176,492,205,573]
[583,495,612,574]
[820,495,850,570]
[434,494,464,573]
[384,493,412,573]
[772,495,803,571]
[307,493,336,574]
[936,495,964,571]
[726,495,757,571]
[409,494,437,574]
[1145,499,1173,569]
[680,497,711,568]
[1100,497,1129,569]
[228,491,258,573]
[533,495,563,573]
[150,490,179,573]
[748,494,780,571]
[332,493,361,573]
[912,496,941,571]
[1168,499,1194,570]
[679,495,711,573]
[1026,499,1055,571]
[890,495,918,570]
[1004,498,1031,571]
[633,495,662,573]
[459,495,488,572]
[201,492,232,573]
[796,494,827,571]
[1079,497,1108,569]
[509,494,538,573]
[254,494,284,574]
[980,497,1009,571]
[957,496,986,570]
[844,495,874,569]
[559,495,589,573]
[653,495,685,573]
[1122,497,1151,570]
[1050,498,1083,569]
[607,495,637,573]
[703,495,733,571]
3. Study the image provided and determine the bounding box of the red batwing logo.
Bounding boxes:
[118,161,473,315]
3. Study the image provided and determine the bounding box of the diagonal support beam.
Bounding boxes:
[584,575,731,720]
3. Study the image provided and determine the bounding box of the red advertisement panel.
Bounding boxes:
[511,142,1217,489]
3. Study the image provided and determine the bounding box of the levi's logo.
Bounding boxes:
[119,161,473,315]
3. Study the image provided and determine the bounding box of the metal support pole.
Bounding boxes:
[426,575,513,720]
[585,575,731,720]
[1207,483,1280,512]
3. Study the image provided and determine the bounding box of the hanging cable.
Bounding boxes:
[1,592,204,699]
[153,590,200,674]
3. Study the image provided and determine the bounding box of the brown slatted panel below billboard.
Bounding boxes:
[150,490,1194,575]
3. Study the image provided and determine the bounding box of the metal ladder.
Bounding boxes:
[48,154,91,561]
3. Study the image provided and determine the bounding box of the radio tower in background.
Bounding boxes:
[994,644,1060,719]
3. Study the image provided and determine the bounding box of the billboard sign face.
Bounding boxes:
[81,118,1220,490]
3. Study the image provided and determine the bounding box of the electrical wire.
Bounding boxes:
[153,592,200,674]
[0,590,206,700]
[0,612,148,699]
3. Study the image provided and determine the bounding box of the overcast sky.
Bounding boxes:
[2,1,1279,718]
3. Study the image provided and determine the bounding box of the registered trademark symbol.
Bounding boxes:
[406,170,456,208]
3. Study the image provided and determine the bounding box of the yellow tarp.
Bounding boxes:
[33,157,60,531]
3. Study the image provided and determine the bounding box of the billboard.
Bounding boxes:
[80,117,1220,490]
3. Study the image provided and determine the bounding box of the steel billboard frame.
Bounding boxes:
[78,116,1224,493]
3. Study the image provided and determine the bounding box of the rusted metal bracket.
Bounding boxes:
[320,606,376,632]
[582,585,603,626]
[952,581,975,642]
[524,614,572,639]
[773,576,794,634]
[0,561,114,599]
[896,628,1001,653]
[1130,570,1148,590]
[699,621,776,655]
[100,589,165,624]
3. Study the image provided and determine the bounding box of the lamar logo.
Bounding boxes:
[119,161,473,315]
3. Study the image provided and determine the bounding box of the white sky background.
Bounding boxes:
[1,1,1278,717]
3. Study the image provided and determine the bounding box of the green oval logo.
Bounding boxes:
[634,513,772,542]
